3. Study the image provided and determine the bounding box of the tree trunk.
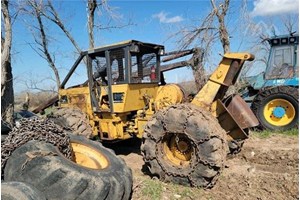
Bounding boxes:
[190,48,206,91]
[32,0,61,90]
[218,17,230,53]
[211,0,230,53]
[1,0,14,126]
[87,0,97,49]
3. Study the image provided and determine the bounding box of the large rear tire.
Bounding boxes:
[251,86,298,131]
[141,104,227,188]
[4,135,133,200]
[1,181,46,200]
[49,107,93,138]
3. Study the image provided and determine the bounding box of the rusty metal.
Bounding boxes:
[217,95,259,140]
[225,95,259,129]
[1,117,73,180]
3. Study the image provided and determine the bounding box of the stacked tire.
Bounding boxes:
[2,113,133,199]
[3,135,133,200]
[1,181,46,200]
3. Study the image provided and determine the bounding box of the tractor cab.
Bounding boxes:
[245,34,299,91]
[265,34,299,81]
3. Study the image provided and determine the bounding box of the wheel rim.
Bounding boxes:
[162,133,193,166]
[263,98,296,127]
[71,142,109,169]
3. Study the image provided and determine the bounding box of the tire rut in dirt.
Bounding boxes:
[251,86,298,131]
[48,107,93,138]
[141,104,227,188]
[1,181,46,200]
[4,135,133,200]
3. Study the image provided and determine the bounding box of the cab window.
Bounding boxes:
[266,46,294,79]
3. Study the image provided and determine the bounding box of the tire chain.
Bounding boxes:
[1,117,73,180]
[149,104,226,188]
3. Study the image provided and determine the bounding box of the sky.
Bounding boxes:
[9,0,299,93]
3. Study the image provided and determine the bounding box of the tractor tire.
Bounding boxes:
[251,86,298,131]
[141,104,227,188]
[49,107,93,138]
[4,135,133,200]
[1,181,46,200]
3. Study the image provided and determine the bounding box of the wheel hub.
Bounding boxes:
[264,98,296,126]
[72,142,108,169]
[177,140,190,153]
[272,106,286,118]
[162,133,193,166]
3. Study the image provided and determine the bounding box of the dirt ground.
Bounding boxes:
[106,134,299,200]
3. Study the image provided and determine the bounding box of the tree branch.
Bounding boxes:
[41,0,82,53]
[26,0,61,90]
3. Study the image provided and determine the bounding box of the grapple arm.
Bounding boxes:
[191,53,255,108]
[191,53,258,141]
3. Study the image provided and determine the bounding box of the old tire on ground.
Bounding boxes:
[141,104,227,188]
[49,107,93,138]
[4,135,133,200]
[1,181,46,200]
[251,86,298,131]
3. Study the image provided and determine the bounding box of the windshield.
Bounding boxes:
[265,45,296,79]
[92,50,159,85]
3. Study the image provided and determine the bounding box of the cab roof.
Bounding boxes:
[84,40,165,56]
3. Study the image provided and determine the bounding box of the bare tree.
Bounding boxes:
[176,0,231,91]
[179,0,230,53]
[41,0,81,53]
[39,0,111,53]
[13,0,133,96]
[23,0,133,85]
[39,0,133,52]
[1,0,14,126]
[281,14,298,35]
[87,0,134,48]
[21,72,57,93]
[24,0,61,90]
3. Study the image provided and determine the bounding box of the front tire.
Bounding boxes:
[4,135,133,200]
[141,104,227,188]
[251,86,298,131]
